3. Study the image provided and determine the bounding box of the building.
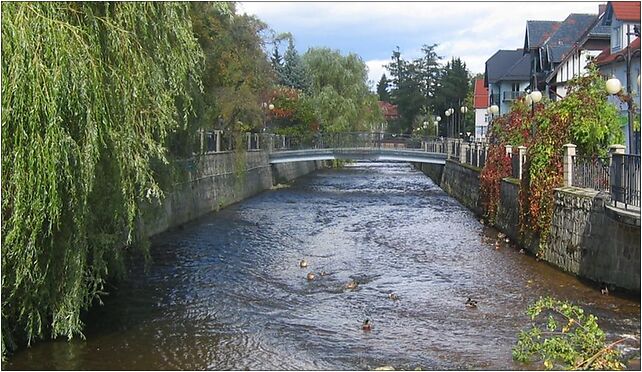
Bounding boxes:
[546,6,611,98]
[525,14,599,97]
[594,1,641,153]
[484,49,531,115]
[523,20,561,93]
[377,101,399,132]
[473,79,490,139]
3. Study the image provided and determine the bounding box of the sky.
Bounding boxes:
[237,1,601,90]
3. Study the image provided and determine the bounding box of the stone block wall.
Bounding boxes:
[272,160,325,185]
[421,160,640,292]
[549,187,640,291]
[438,160,483,215]
[140,151,323,238]
[415,162,444,187]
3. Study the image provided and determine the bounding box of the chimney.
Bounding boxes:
[598,3,606,15]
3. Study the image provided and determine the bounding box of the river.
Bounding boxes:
[5,162,640,370]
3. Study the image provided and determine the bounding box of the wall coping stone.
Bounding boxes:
[447,159,482,173]
[604,204,642,227]
[502,177,520,186]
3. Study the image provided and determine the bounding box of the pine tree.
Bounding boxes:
[271,47,284,82]
[376,74,390,102]
[282,39,310,92]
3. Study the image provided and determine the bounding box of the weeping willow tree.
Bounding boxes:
[1,2,204,355]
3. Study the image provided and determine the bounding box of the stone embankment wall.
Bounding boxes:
[141,151,324,238]
[416,160,640,292]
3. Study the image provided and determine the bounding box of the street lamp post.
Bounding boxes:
[460,106,468,139]
[488,105,499,139]
[526,90,542,137]
[436,115,442,137]
[445,109,452,138]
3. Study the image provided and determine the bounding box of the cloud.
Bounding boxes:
[238,1,602,85]
[365,59,390,90]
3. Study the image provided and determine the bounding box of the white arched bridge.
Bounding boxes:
[266,132,457,165]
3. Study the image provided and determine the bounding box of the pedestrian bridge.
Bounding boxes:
[266,132,454,165]
[269,148,447,164]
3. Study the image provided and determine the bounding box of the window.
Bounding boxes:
[612,25,621,51]
[511,83,520,92]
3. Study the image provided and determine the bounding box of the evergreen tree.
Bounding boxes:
[376,74,390,102]
[282,38,310,93]
[385,48,424,134]
[271,46,284,82]
[434,57,470,137]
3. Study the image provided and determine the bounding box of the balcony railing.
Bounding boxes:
[503,91,526,102]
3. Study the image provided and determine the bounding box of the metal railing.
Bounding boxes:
[610,154,641,210]
[510,152,520,179]
[571,155,610,192]
[503,91,526,101]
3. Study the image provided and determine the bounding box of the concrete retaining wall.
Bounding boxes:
[140,151,323,238]
[417,160,640,292]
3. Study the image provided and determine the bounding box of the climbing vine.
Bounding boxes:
[1,2,203,356]
[479,99,532,223]
[518,65,622,253]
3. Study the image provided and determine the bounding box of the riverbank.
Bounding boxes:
[6,162,638,370]
[139,150,326,238]
[415,160,641,294]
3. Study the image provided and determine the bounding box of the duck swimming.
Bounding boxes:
[306,272,316,281]
[388,292,399,301]
[362,319,372,331]
[299,259,308,268]
[465,297,478,308]
[344,279,358,290]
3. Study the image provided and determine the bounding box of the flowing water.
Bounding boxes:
[6,163,640,370]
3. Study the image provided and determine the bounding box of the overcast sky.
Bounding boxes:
[237,1,601,90]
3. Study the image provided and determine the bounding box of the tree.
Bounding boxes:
[2,2,204,355]
[377,74,390,102]
[415,44,442,111]
[434,57,470,137]
[386,48,424,134]
[189,3,274,139]
[302,48,383,132]
[281,38,311,93]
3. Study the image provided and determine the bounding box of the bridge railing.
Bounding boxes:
[267,132,449,153]
[193,130,471,159]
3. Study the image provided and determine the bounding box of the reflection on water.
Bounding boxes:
[6,163,640,370]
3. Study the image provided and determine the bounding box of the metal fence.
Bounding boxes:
[610,154,641,210]
[571,155,610,192]
[510,152,520,179]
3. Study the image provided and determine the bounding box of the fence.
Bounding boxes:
[458,141,489,168]
[610,153,641,210]
[571,155,610,192]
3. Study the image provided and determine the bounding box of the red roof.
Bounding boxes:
[611,1,641,22]
[473,79,489,109]
[377,101,399,120]
[595,37,641,65]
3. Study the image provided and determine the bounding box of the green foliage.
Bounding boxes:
[386,46,444,134]
[303,47,383,132]
[434,58,470,136]
[479,65,623,249]
[189,2,273,136]
[377,74,391,102]
[519,65,622,250]
[513,297,625,370]
[267,86,318,137]
[281,38,311,93]
[1,1,203,354]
